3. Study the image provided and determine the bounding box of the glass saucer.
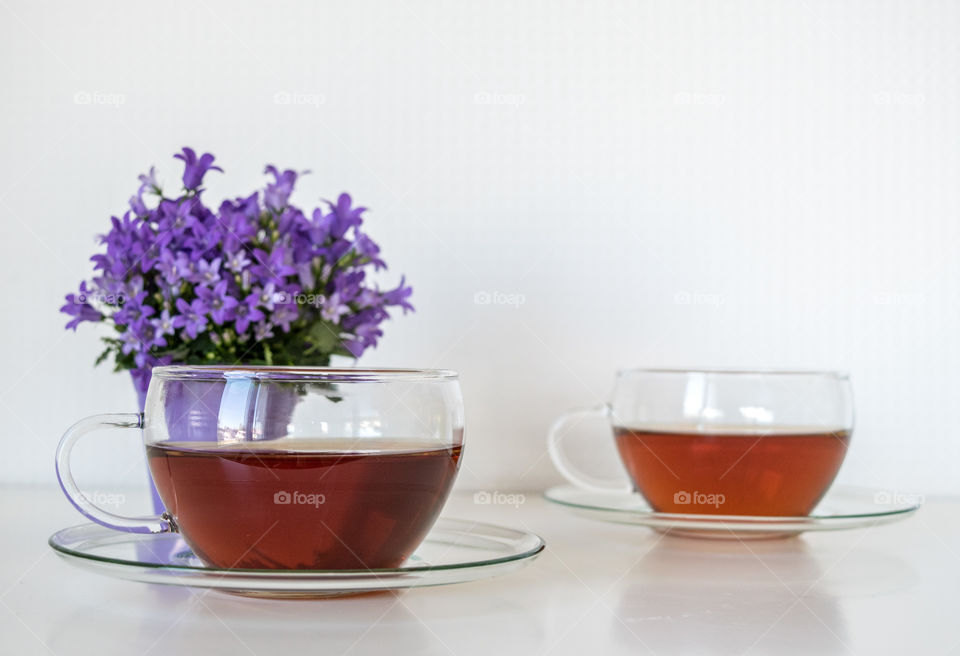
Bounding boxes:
[544,485,921,539]
[49,518,544,598]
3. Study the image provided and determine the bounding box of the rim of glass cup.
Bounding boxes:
[151,365,459,383]
[616,367,849,379]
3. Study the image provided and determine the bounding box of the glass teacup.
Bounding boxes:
[548,369,853,516]
[57,366,465,570]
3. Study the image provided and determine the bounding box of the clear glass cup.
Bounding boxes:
[57,366,465,569]
[547,368,854,516]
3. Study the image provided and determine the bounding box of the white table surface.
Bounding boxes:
[1,485,956,656]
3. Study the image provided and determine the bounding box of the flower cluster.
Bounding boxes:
[61,148,413,386]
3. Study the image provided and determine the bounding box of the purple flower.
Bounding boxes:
[272,302,298,333]
[253,321,275,342]
[355,233,385,269]
[252,282,278,310]
[191,257,222,286]
[156,199,196,233]
[61,286,103,331]
[63,147,414,378]
[234,292,266,334]
[151,309,181,343]
[320,292,350,323]
[138,167,161,195]
[121,328,143,355]
[250,246,296,281]
[218,195,259,249]
[113,291,156,326]
[174,298,209,339]
[173,147,223,191]
[345,321,384,357]
[295,261,316,290]
[123,276,144,299]
[196,280,239,325]
[343,319,383,358]
[355,321,383,344]
[129,193,148,217]
[224,249,251,274]
[309,207,334,244]
[155,250,190,285]
[355,288,381,309]
[263,165,303,211]
[327,238,353,265]
[328,193,364,239]
[332,270,364,303]
[383,276,414,313]
[137,319,167,350]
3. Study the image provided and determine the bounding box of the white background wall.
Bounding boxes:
[1,1,957,495]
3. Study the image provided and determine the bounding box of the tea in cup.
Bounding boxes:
[548,369,853,516]
[57,366,465,569]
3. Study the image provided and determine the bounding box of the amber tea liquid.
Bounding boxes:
[614,425,850,516]
[147,438,462,570]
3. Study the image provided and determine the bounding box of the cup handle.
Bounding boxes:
[547,403,632,493]
[55,413,175,534]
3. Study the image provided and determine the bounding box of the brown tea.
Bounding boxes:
[147,439,462,570]
[613,425,850,516]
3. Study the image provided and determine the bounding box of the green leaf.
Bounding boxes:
[305,320,342,355]
[94,346,113,367]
